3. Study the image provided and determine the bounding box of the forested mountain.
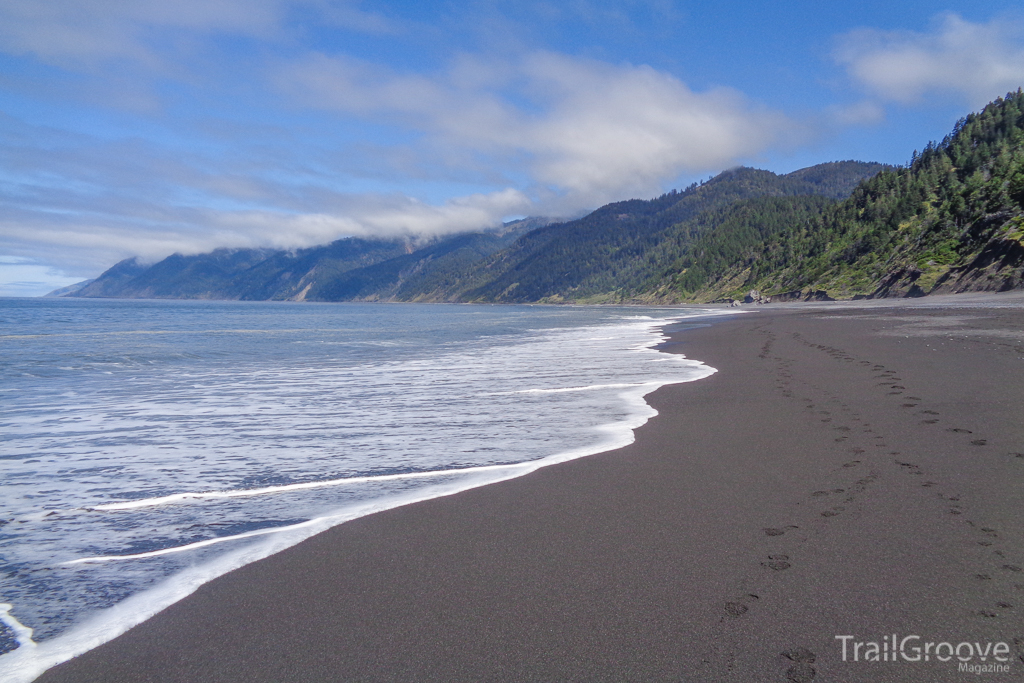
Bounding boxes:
[69,218,547,301]
[659,91,1024,301]
[72,240,404,300]
[66,93,1024,305]
[452,162,886,303]
[68,164,884,302]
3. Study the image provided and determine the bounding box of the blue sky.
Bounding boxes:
[3,1,1024,295]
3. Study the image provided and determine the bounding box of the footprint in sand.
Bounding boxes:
[852,473,879,491]
[842,460,861,468]
[724,593,760,617]
[948,428,973,434]
[781,647,817,683]
[972,439,988,446]
[762,555,791,571]
[724,602,748,617]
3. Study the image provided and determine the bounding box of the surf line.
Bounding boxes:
[60,518,332,565]
[88,462,530,512]
[508,381,654,394]
[0,604,36,650]
[65,459,520,565]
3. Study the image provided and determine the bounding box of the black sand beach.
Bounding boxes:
[39,295,1024,682]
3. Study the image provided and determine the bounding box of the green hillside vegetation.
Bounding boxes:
[72,164,883,303]
[71,220,547,301]
[654,196,836,301]
[662,91,1024,301]
[69,93,1024,305]
[432,162,887,303]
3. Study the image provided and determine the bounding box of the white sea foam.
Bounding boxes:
[87,463,525,511]
[0,301,728,681]
[0,605,35,651]
[1,369,711,683]
[506,382,653,394]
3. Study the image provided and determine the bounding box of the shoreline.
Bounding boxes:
[33,293,1024,681]
[2,308,718,682]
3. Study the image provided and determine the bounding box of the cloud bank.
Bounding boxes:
[837,13,1024,108]
[7,4,1016,295]
[0,0,391,68]
[280,51,790,207]
[2,31,791,284]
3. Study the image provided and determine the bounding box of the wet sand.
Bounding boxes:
[39,294,1024,682]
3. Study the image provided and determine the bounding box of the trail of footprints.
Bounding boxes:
[791,332,1023,623]
[721,324,1023,680]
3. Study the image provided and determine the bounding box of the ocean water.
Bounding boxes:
[0,298,720,680]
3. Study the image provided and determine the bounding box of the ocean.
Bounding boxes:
[0,298,720,680]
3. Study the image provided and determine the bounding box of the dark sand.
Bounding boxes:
[39,295,1024,682]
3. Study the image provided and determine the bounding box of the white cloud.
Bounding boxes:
[519,53,788,201]
[0,188,533,277]
[0,0,391,68]
[836,13,1024,107]
[279,51,792,206]
[0,3,798,290]
[0,112,531,280]
[209,188,533,247]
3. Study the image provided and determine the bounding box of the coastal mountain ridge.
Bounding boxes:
[663,91,1024,301]
[63,92,1024,303]
[62,163,885,303]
